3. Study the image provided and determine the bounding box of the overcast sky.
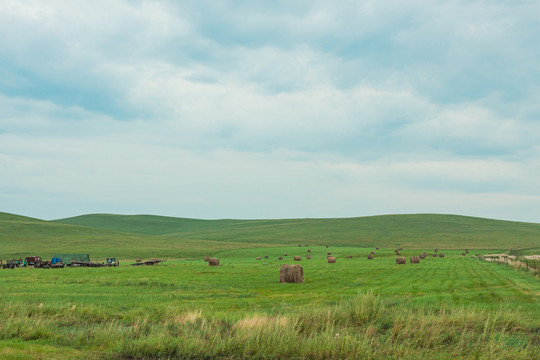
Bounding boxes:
[1,1,539,222]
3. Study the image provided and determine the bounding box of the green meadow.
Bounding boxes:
[0,212,539,359]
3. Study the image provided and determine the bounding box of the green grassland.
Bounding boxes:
[1,212,539,359]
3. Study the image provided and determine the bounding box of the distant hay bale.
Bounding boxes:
[294,256,301,261]
[284,253,288,256]
[327,252,332,255]
[347,255,352,258]
[209,258,219,266]
[371,251,375,254]
[305,244,308,247]
[439,254,445,258]
[410,256,420,264]
[264,255,269,258]
[307,249,311,252]
[306,255,311,259]
[280,264,304,283]
[420,254,426,259]
[298,245,302,247]
[462,253,466,256]
[396,252,401,256]
[256,257,261,260]
[368,254,374,259]
[394,250,399,253]
[376,247,379,250]
[326,245,329,248]
[327,256,337,263]
[434,249,438,252]
[136,258,142,262]
[398,248,403,250]
[466,251,469,253]
[278,257,283,260]
[432,254,437,257]
[396,257,406,264]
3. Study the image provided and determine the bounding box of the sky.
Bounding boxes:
[0,0,539,222]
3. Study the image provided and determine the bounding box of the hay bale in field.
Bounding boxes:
[327,256,337,263]
[264,255,269,258]
[368,254,374,259]
[307,249,311,252]
[280,264,304,283]
[371,251,375,254]
[398,247,403,250]
[394,249,399,253]
[256,257,261,260]
[439,254,445,258]
[396,257,406,264]
[305,244,308,247]
[410,256,420,264]
[347,255,352,259]
[136,258,142,262]
[434,249,438,252]
[298,244,302,247]
[284,253,288,256]
[209,258,219,266]
[278,257,283,260]
[327,252,332,256]
[420,254,426,259]
[396,252,401,256]
[466,251,469,253]
[306,255,311,259]
[294,256,301,261]
[326,245,329,248]
[462,253,466,256]
[376,247,379,250]
[203,256,209,262]
[432,254,437,257]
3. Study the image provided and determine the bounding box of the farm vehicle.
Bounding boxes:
[2,259,23,269]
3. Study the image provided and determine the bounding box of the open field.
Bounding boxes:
[1,212,539,359]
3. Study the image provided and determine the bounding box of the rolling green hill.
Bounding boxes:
[1,212,539,260]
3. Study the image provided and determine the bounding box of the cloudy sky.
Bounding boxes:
[1,1,539,222]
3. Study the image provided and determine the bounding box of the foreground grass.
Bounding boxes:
[0,292,537,359]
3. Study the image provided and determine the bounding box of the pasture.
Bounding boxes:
[0,212,539,359]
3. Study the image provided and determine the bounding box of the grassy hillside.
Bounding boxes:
[2,212,539,261]
[55,213,540,252]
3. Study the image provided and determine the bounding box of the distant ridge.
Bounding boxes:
[1,212,539,259]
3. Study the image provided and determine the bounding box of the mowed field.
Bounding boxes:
[0,212,539,359]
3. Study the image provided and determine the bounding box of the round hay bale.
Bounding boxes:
[432,254,437,257]
[420,254,426,259]
[294,256,301,261]
[280,264,304,283]
[203,256,209,262]
[396,257,406,264]
[466,251,469,253]
[256,257,261,260]
[376,247,379,250]
[305,244,308,247]
[136,258,142,262]
[284,253,288,256]
[396,252,401,256]
[434,249,438,252]
[306,254,311,259]
[394,249,399,253]
[278,257,283,260]
[410,256,420,264]
[209,258,219,266]
[346,255,352,258]
[327,252,332,256]
[368,254,374,259]
[326,245,329,248]
[327,256,337,263]
[462,252,466,256]
[439,253,445,258]
[371,251,375,254]
[264,255,269,258]
[307,249,311,252]
[398,247,403,250]
[298,244,302,247]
